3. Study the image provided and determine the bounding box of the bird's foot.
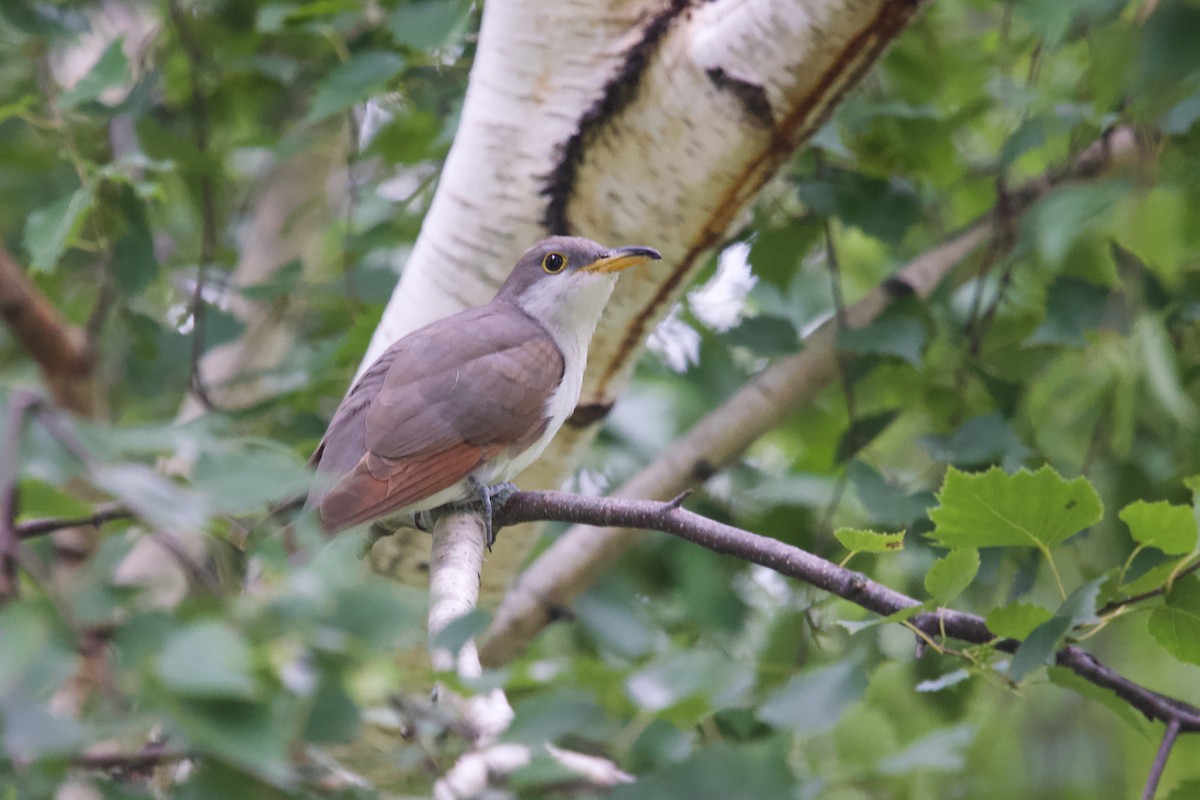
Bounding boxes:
[464,479,519,551]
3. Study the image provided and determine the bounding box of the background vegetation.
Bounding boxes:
[1,0,1200,797]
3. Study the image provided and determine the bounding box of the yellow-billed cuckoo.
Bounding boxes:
[307,236,661,541]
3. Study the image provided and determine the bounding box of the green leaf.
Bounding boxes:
[389,0,467,50]
[302,677,359,744]
[24,187,95,271]
[835,410,899,464]
[834,527,904,554]
[723,315,800,356]
[306,51,405,123]
[876,724,975,775]
[925,548,979,606]
[1,691,87,760]
[430,608,490,658]
[626,649,752,720]
[190,445,312,515]
[505,689,604,747]
[91,462,209,532]
[1009,580,1101,682]
[1147,576,1200,666]
[1026,277,1112,347]
[1024,181,1124,265]
[156,621,259,700]
[928,465,1102,550]
[1047,667,1154,737]
[1163,781,1200,800]
[919,413,1030,469]
[1119,500,1198,556]
[1163,93,1200,135]
[57,38,130,109]
[757,660,867,734]
[610,741,793,800]
[985,602,1053,640]
[1008,615,1071,682]
[798,167,921,245]
[839,302,927,366]
[848,462,935,526]
[112,187,159,294]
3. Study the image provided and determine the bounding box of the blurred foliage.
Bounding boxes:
[2,0,1200,798]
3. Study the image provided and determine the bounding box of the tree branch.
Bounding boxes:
[1142,718,1181,800]
[16,503,132,540]
[480,126,1146,666]
[0,246,95,416]
[490,489,1200,736]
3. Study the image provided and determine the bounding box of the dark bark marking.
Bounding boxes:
[706,67,776,128]
[541,0,694,235]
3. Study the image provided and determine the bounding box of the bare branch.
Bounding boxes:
[1142,718,1181,800]
[491,489,1200,735]
[0,246,95,416]
[16,503,132,540]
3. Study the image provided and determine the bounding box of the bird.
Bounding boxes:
[307,236,661,542]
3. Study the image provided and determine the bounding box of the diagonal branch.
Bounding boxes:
[491,490,1200,735]
[0,246,95,416]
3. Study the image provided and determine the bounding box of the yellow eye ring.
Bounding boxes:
[542,252,567,274]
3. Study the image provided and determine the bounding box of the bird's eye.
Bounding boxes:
[542,252,567,274]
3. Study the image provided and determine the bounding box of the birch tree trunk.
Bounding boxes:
[363,0,928,603]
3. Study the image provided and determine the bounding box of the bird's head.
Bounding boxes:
[496,236,661,337]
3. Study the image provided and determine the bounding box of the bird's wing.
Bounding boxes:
[313,304,564,531]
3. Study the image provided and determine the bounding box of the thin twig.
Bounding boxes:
[168,0,220,412]
[16,504,132,539]
[492,490,1200,734]
[1142,718,1181,800]
[71,748,190,772]
[1098,557,1200,616]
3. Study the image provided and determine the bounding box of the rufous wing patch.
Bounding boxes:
[318,442,501,532]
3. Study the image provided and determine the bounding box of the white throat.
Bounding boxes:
[515,272,619,368]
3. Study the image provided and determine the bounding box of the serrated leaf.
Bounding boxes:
[985,602,1053,640]
[306,51,405,123]
[1009,580,1101,682]
[156,621,258,700]
[1119,500,1198,556]
[1147,576,1200,665]
[24,187,94,271]
[1008,616,1071,682]
[834,527,904,554]
[928,465,1102,550]
[925,548,979,606]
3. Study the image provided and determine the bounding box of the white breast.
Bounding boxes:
[482,270,619,483]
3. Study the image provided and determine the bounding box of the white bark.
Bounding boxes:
[365,0,928,603]
[425,511,636,797]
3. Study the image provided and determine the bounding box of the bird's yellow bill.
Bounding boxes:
[580,246,662,274]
